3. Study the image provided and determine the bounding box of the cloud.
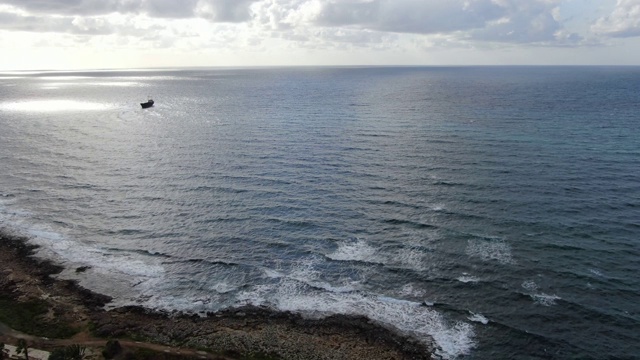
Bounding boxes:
[0,0,584,48]
[592,0,640,38]
[250,0,580,46]
[0,0,257,22]
[196,0,257,22]
[313,0,504,34]
[470,0,582,45]
[143,0,198,18]
[0,11,115,34]
[0,9,163,37]
[0,0,140,16]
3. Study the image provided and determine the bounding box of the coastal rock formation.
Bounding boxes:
[0,231,434,359]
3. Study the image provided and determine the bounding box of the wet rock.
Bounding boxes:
[1,230,435,359]
[75,266,91,273]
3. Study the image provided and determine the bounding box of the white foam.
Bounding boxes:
[327,238,378,263]
[262,267,284,279]
[1,206,473,358]
[521,280,560,306]
[589,268,604,277]
[1,208,167,309]
[210,282,238,294]
[126,293,223,314]
[399,283,426,298]
[1,205,164,285]
[394,246,430,271]
[521,280,538,292]
[377,296,422,306]
[466,238,515,265]
[27,229,164,278]
[531,293,561,306]
[467,312,489,325]
[457,274,480,283]
[288,259,361,293]
[234,275,475,359]
[328,239,433,273]
[279,289,473,359]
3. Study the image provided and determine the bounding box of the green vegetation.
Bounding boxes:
[48,344,86,360]
[16,339,29,360]
[101,340,122,359]
[0,297,77,339]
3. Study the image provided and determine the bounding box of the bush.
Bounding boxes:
[47,344,86,360]
[102,340,122,359]
[0,297,77,339]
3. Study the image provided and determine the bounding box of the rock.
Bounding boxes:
[75,266,91,273]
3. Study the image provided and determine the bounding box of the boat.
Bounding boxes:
[140,99,154,108]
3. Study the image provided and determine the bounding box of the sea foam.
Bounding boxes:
[327,238,379,263]
[235,260,476,359]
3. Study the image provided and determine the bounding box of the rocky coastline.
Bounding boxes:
[0,230,435,359]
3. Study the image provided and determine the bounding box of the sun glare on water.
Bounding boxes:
[0,100,111,112]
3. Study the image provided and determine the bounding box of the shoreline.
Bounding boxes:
[0,230,435,359]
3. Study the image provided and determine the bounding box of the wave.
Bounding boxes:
[521,280,560,306]
[326,238,379,263]
[466,237,515,265]
[467,312,489,324]
[0,206,165,288]
[457,274,481,283]
[382,218,436,229]
[234,271,475,359]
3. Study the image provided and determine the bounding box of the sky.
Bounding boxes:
[1,0,640,70]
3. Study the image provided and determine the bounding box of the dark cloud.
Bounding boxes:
[143,0,198,18]
[196,0,256,22]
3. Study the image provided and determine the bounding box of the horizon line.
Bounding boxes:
[3,64,640,73]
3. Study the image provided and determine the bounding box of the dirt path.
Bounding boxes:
[0,321,230,359]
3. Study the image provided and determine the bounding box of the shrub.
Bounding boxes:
[102,340,122,359]
[47,344,86,360]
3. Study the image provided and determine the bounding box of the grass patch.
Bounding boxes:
[0,297,77,338]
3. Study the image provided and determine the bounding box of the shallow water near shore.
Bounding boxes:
[1,66,639,358]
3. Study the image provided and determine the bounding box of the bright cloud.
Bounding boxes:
[592,0,640,37]
[0,0,639,69]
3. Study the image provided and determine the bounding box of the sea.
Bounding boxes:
[0,66,639,359]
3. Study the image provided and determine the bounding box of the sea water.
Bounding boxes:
[1,66,639,358]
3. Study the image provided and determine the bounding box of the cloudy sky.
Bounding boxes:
[0,0,639,70]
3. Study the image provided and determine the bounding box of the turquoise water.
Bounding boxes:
[1,67,639,358]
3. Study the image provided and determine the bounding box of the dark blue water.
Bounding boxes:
[1,67,639,359]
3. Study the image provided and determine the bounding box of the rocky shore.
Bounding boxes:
[0,230,435,359]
